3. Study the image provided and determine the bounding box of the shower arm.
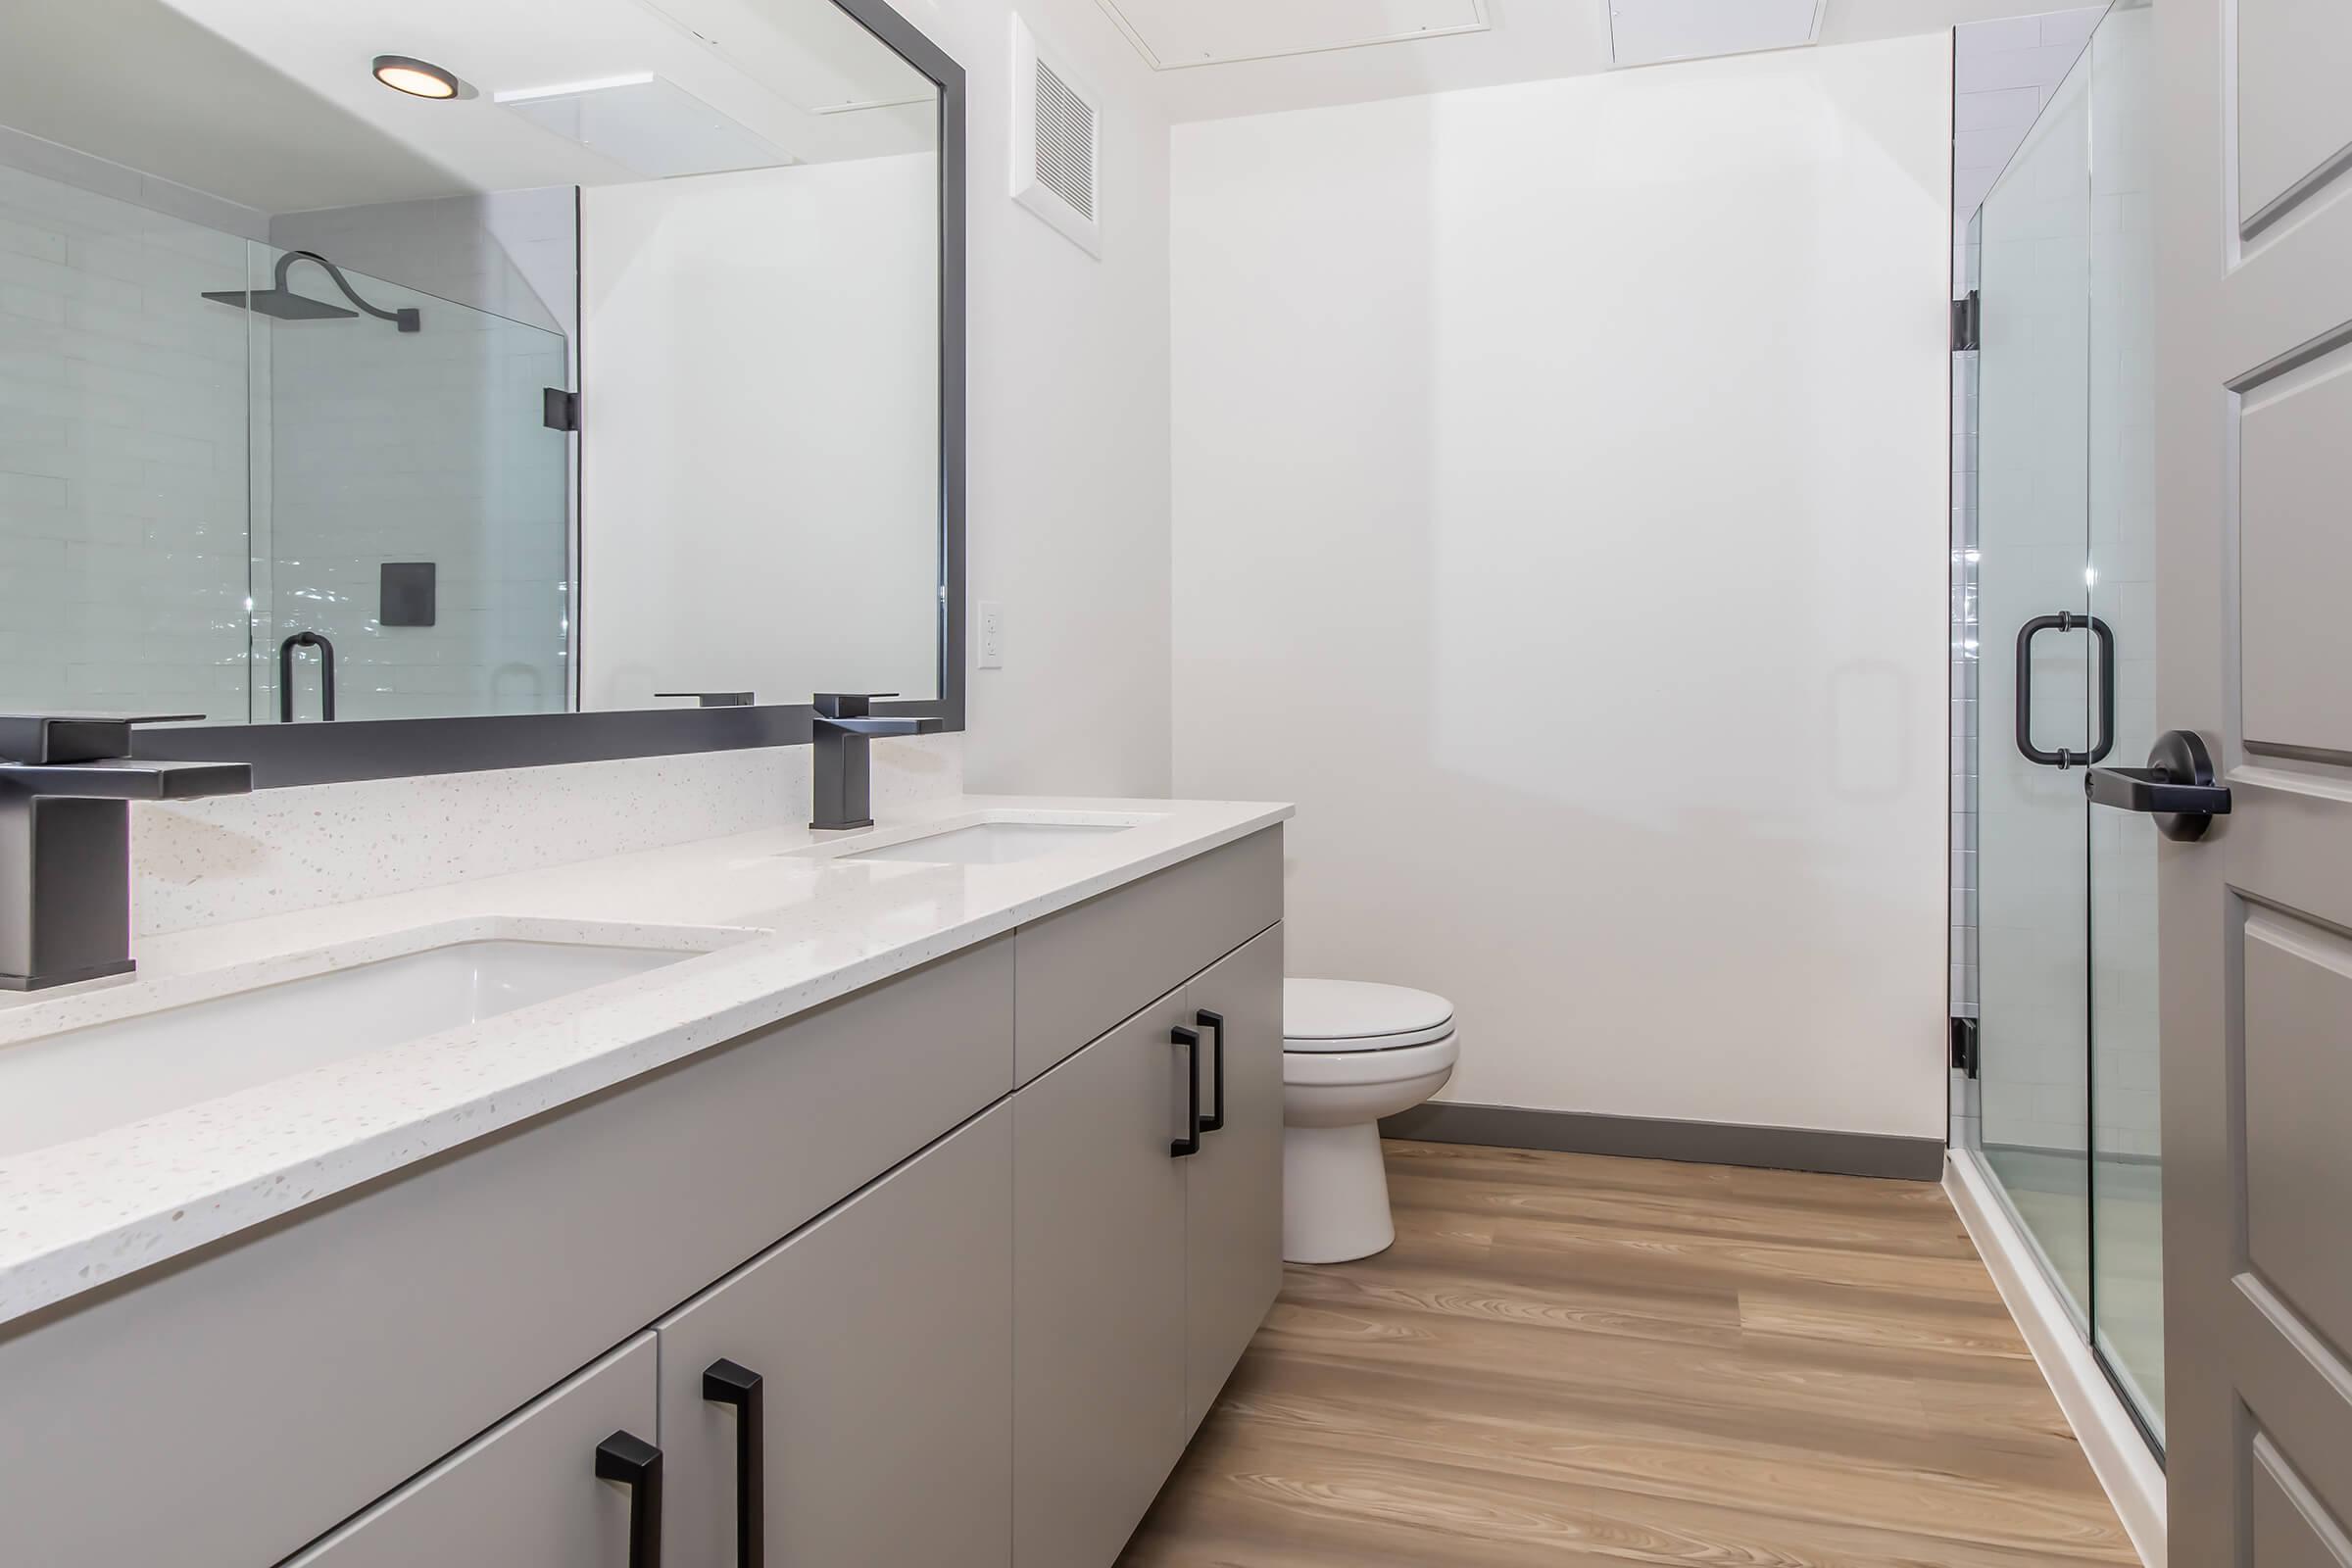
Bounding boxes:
[276,251,421,333]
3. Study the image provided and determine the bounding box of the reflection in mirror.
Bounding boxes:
[0,0,944,727]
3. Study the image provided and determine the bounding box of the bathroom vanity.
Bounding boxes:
[0,804,1288,1568]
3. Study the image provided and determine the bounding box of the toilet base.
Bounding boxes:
[1283,1122,1396,1264]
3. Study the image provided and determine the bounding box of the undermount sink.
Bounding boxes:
[0,939,698,1160]
[835,820,1138,865]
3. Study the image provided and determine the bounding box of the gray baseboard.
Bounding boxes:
[1379,1102,1947,1182]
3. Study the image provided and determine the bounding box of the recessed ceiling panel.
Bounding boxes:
[1098,0,1489,72]
[1606,0,1822,69]
[637,0,934,114]
[496,74,792,179]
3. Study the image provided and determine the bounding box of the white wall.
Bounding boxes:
[903,0,1174,795]
[1171,36,1952,1138]
[581,156,941,710]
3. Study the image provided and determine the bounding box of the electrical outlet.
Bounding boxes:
[978,600,1004,668]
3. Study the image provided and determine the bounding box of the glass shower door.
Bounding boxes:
[2084,0,2164,1444]
[251,248,571,723]
[1972,41,2095,1326]
[1963,0,2164,1451]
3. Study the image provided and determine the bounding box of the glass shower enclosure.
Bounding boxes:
[244,246,573,724]
[1955,0,2163,1451]
[0,142,571,729]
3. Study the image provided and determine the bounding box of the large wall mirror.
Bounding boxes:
[0,0,962,784]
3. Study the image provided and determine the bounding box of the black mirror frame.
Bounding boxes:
[136,0,965,789]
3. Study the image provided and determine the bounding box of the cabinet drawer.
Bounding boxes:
[0,938,1013,1568]
[1015,826,1281,1083]
[656,1102,1012,1568]
[281,1336,659,1568]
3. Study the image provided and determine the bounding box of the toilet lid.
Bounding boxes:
[1283,978,1456,1053]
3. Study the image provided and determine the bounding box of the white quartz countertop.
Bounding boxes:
[0,795,1291,1326]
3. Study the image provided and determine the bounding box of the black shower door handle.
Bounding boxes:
[278,631,337,723]
[2014,612,2113,768]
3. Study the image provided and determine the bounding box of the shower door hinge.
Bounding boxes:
[1949,1016,1981,1078]
[542,388,580,432]
[1950,290,1981,353]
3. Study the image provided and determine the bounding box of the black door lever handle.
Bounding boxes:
[2085,729,2230,841]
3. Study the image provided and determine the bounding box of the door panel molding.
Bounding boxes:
[2163,0,2352,1554]
[2230,1275,2352,1535]
[2230,0,2352,235]
[2250,1431,2352,1567]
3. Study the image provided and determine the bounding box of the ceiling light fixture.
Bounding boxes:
[372,55,461,100]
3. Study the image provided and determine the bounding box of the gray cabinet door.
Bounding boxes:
[655,1103,1013,1568]
[281,1336,659,1568]
[1013,988,1191,1568]
[1182,923,1285,1433]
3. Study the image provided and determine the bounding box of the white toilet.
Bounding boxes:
[1281,978,1459,1264]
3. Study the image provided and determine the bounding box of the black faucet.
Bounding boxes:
[0,713,254,990]
[809,693,941,831]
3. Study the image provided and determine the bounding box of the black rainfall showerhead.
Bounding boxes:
[199,288,359,321]
[200,250,420,331]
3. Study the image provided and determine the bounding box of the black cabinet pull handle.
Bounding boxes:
[596,1429,663,1568]
[2085,729,2230,842]
[2014,612,2113,768]
[703,1359,764,1568]
[1195,1010,1226,1133]
[1171,1025,1202,1157]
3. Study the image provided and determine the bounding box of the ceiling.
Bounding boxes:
[1606,0,1823,70]
[1097,0,1490,70]
[4,0,2082,213]
[1121,0,2085,122]
[0,0,935,217]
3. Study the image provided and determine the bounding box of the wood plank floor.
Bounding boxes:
[1119,1140,2136,1568]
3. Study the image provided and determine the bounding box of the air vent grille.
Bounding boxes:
[1011,16,1102,256]
[1032,59,1097,220]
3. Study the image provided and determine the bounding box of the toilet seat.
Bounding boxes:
[1281,1032,1458,1087]
[1283,978,1453,1053]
